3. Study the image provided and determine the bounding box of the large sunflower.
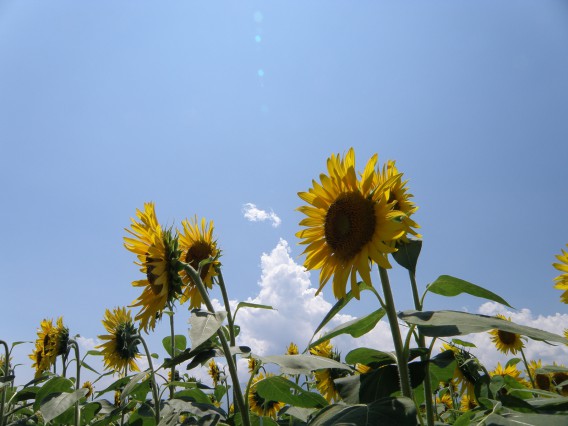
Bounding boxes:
[489,314,524,355]
[124,203,182,331]
[178,217,220,309]
[553,246,568,304]
[248,373,284,418]
[296,148,406,299]
[377,160,421,242]
[29,318,67,377]
[97,307,140,374]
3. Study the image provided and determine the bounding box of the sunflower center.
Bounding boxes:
[324,191,376,261]
[497,330,517,345]
[536,373,551,390]
[186,241,213,279]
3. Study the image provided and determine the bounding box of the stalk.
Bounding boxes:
[0,340,9,426]
[182,262,250,426]
[409,270,434,426]
[169,310,175,399]
[378,266,412,398]
[135,334,161,423]
[520,347,536,390]
[68,340,81,426]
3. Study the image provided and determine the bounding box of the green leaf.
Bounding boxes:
[451,338,477,348]
[81,402,102,425]
[281,406,316,422]
[33,376,74,411]
[483,412,568,426]
[392,239,422,272]
[345,348,396,367]
[308,397,417,426]
[426,275,513,308]
[162,335,187,357]
[399,310,568,344]
[159,399,225,425]
[40,387,88,423]
[81,360,100,375]
[86,350,103,356]
[189,309,227,348]
[256,354,352,375]
[255,376,327,408]
[309,281,373,345]
[309,308,385,349]
[127,402,155,426]
[234,412,278,426]
[121,371,147,402]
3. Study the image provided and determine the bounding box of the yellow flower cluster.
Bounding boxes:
[29,317,68,378]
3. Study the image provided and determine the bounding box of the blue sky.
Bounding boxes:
[1,1,568,384]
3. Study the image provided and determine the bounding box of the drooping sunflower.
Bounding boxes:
[248,357,260,374]
[309,340,348,403]
[527,359,552,391]
[82,381,94,399]
[440,343,480,397]
[97,307,140,374]
[377,160,421,242]
[296,148,406,299]
[178,217,220,309]
[29,318,65,377]
[553,246,568,304]
[124,202,183,332]
[459,394,478,412]
[489,314,524,355]
[550,364,568,396]
[248,373,284,418]
[286,342,299,355]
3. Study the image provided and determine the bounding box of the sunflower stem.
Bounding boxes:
[0,340,9,426]
[135,334,161,423]
[168,310,175,400]
[408,270,435,426]
[68,340,81,426]
[181,262,250,426]
[378,266,412,398]
[520,347,536,390]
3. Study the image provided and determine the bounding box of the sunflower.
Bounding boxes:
[208,360,221,386]
[248,357,260,374]
[459,394,478,412]
[124,202,183,331]
[82,381,94,399]
[377,160,421,242]
[309,340,332,358]
[355,363,372,374]
[527,360,552,391]
[440,343,480,397]
[296,148,406,299]
[553,246,568,304]
[97,307,140,374]
[29,318,65,377]
[286,342,299,355]
[178,217,220,309]
[550,364,568,396]
[309,341,347,403]
[489,314,524,355]
[436,392,453,411]
[490,362,530,387]
[248,373,284,418]
[51,317,69,357]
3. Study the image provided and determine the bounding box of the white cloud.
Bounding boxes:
[242,203,281,228]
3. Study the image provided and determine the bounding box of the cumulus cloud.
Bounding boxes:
[242,203,281,228]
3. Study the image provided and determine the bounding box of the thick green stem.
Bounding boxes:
[0,340,9,426]
[378,266,412,398]
[409,270,435,426]
[68,340,81,426]
[182,262,250,426]
[169,311,175,400]
[135,335,161,423]
[520,347,536,390]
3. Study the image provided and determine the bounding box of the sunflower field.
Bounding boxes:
[2,148,568,426]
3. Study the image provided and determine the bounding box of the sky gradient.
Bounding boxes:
[1,1,568,384]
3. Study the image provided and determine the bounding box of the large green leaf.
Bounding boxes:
[309,309,385,349]
[308,397,417,426]
[399,310,568,344]
[233,302,275,318]
[40,387,88,423]
[255,375,327,408]
[33,376,74,411]
[158,399,225,426]
[256,354,352,375]
[426,275,512,307]
[344,347,427,368]
[309,281,373,346]
[162,335,187,357]
[120,371,147,402]
[189,309,227,348]
[392,239,422,272]
[483,412,568,425]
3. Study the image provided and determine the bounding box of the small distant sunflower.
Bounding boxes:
[286,342,299,355]
[97,307,140,374]
[29,318,67,377]
[248,373,284,418]
[489,314,524,355]
[296,148,406,299]
[553,246,568,304]
[248,357,260,374]
[490,362,530,387]
[50,317,69,357]
[459,394,478,412]
[377,160,421,242]
[309,340,333,358]
[436,392,453,411]
[178,217,220,309]
[124,202,183,331]
[29,342,47,378]
[208,360,221,386]
[551,365,568,396]
[527,360,552,391]
[82,381,94,399]
[310,341,347,403]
